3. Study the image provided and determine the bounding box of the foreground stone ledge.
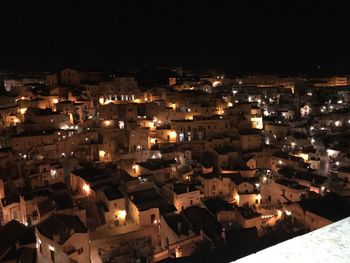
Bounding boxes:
[234,217,350,263]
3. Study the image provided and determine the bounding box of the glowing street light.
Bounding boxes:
[83,183,90,195]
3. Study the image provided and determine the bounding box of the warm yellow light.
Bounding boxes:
[53,98,59,104]
[104,120,112,126]
[99,150,106,159]
[235,194,240,204]
[116,210,127,219]
[212,80,221,87]
[169,131,177,138]
[83,183,90,195]
[277,210,282,217]
[172,103,176,110]
[228,102,233,107]
[150,138,157,145]
[19,108,27,114]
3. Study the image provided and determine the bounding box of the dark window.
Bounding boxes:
[77,247,84,255]
[50,250,55,262]
[151,214,156,223]
[166,237,169,246]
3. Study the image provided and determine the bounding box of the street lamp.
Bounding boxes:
[83,183,90,195]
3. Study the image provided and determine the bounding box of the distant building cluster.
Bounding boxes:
[0,68,350,262]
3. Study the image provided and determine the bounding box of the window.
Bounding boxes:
[151,214,156,224]
[166,237,169,246]
[50,250,55,262]
[190,200,193,205]
[77,247,84,255]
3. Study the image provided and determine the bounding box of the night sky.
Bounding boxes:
[1,0,350,74]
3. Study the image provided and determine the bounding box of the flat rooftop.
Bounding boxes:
[103,186,124,200]
[71,167,110,183]
[129,188,174,212]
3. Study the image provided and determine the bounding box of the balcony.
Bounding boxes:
[234,216,350,263]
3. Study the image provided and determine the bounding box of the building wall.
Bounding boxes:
[128,199,160,226]
[264,124,289,140]
[264,181,308,205]
[239,133,261,152]
[104,198,126,227]
[173,191,202,212]
[36,230,90,263]
[217,210,236,223]
[197,177,223,197]
[236,193,261,207]
[304,211,332,231]
[236,212,262,229]
[1,196,27,225]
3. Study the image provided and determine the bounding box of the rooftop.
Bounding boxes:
[137,159,177,171]
[0,220,36,262]
[129,188,174,212]
[71,167,110,183]
[275,179,308,190]
[204,198,235,215]
[37,214,87,245]
[172,183,198,195]
[163,213,190,237]
[297,193,350,222]
[239,129,261,136]
[237,206,261,219]
[103,186,124,200]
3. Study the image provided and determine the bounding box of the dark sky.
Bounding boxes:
[0,0,350,74]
